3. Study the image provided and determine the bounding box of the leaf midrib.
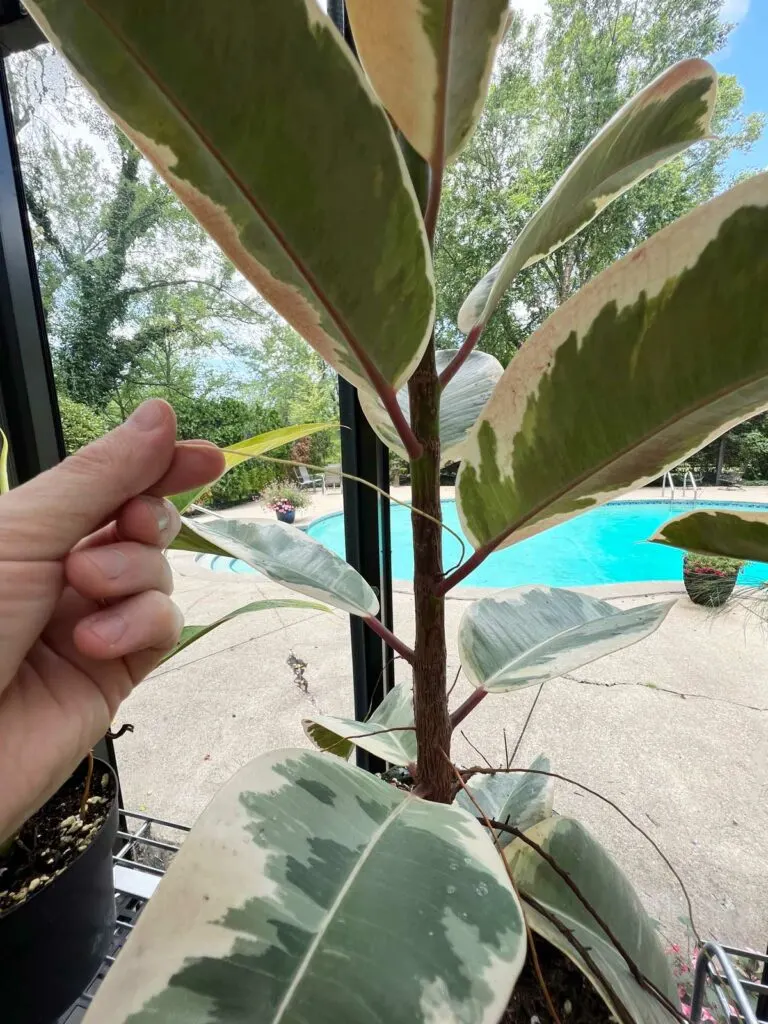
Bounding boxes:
[271,797,410,1023]
[80,0,398,398]
[481,604,618,690]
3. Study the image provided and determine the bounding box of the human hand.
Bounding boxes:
[0,399,225,840]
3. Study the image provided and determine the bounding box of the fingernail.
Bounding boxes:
[128,400,166,431]
[85,610,126,646]
[83,548,127,579]
[142,496,171,534]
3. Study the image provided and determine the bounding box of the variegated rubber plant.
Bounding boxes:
[25,2,768,1022]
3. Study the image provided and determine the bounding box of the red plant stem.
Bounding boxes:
[435,542,494,596]
[365,615,414,664]
[438,323,484,389]
[380,387,423,460]
[449,687,488,729]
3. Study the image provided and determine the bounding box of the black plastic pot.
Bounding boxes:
[277,508,296,524]
[683,568,738,607]
[0,757,118,1024]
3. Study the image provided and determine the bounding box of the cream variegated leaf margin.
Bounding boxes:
[346,0,509,164]
[170,422,337,514]
[304,682,416,766]
[454,754,554,847]
[458,587,673,692]
[27,0,434,402]
[457,173,768,552]
[651,508,768,563]
[174,517,378,618]
[359,349,503,462]
[85,749,527,1024]
[458,58,717,332]
[506,817,679,1023]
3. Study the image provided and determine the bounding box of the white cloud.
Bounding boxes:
[721,0,750,21]
[513,0,550,20]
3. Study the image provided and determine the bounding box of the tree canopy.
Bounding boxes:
[436,0,765,365]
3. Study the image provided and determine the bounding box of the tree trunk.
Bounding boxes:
[715,435,727,485]
[408,339,453,803]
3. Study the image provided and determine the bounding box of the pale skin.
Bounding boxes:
[0,399,225,842]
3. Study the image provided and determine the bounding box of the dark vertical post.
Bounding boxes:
[338,383,391,774]
[0,57,63,483]
[0,48,118,776]
[329,0,395,772]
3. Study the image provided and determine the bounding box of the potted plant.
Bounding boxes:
[683,553,745,607]
[0,754,118,1024]
[31,3,768,1022]
[260,482,308,524]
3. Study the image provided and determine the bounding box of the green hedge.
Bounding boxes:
[57,394,108,454]
[171,395,287,507]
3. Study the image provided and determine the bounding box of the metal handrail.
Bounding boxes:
[690,942,766,1024]
[661,471,676,500]
[682,469,699,502]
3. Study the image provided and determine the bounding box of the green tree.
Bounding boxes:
[436,0,765,365]
[244,321,340,465]
[8,46,267,411]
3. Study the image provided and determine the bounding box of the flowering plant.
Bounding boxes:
[683,553,745,577]
[260,481,308,514]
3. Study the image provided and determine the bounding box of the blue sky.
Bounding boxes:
[714,0,768,176]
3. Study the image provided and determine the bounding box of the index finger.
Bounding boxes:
[0,400,177,561]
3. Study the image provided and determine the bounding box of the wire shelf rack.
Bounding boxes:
[690,943,768,1024]
[56,810,189,1023]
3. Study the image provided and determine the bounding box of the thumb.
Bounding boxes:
[0,400,178,561]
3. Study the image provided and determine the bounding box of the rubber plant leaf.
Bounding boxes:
[455,754,554,846]
[161,599,330,665]
[170,422,337,514]
[303,682,416,766]
[84,749,527,1024]
[458,587,673,692]
[26,0,434,406]
[458,58,717,332]
[506,816,679,1023]
[359,349,503,463]
[650,507,768,563]
[345,0,509,164]
[456,173,768,554]
[174,516,378,618]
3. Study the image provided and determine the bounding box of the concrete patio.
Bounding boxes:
[114,485,768,953]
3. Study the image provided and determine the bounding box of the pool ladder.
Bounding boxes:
[661,470,698,503]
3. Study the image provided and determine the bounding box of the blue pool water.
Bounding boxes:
[304,500,768,588]
[199,500,768,588]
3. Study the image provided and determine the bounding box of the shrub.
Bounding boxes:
[57,395,108,454]
[734,429,768,481]
[171,395,287,506]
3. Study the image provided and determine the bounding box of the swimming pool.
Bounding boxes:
[199,500,768,589]
[306,499,768,588]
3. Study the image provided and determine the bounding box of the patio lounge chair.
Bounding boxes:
[323,465,342,490]
[295,464,325,494]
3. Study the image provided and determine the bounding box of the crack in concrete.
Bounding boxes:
[563,674,768,713]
